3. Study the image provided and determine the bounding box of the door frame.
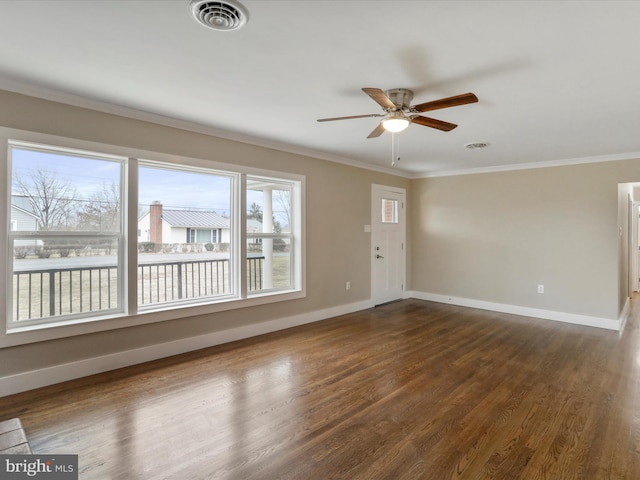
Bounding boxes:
[371,184,406,305]
[631,199,640,293]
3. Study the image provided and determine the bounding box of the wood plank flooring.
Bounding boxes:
[2,298,640,479]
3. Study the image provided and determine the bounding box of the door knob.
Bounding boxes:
[376,254,384,259]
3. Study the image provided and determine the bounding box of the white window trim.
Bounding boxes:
[0,128,306,348]
[7,141,128,331]
[135,159,242,309]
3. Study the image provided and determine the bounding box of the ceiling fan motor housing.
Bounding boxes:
[385,88,414,109]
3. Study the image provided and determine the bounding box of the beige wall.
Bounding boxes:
[2,87,638,385]
[0,90,409,377]
[410,160,640,321]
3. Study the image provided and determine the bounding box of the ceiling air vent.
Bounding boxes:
[464,142,490,150]
[189,0,249,32]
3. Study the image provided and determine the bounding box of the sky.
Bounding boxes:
[11,147,121,199]
[139,165,232,215]
[11,146,288,222]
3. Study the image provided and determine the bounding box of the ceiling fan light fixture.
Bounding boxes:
[382,112,410,133]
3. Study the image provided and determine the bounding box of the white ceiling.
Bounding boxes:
[1,0,639,177]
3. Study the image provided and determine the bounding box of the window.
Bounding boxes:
[246,176,297,294]
[8,141,125,327]
[4,137,304,339]
[381,198,399,224]
[185,229,219,244]
[137,163,234,308]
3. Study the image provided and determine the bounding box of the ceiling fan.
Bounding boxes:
[317,88,478,138]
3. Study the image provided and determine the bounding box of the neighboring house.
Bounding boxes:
[11,195,39,248]
[247,218,264,245]
[138,201,241,245]
[246,218,263,235]
[10,194,38,232]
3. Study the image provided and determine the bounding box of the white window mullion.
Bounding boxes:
[239,174,248,298]
[126,157,138,316]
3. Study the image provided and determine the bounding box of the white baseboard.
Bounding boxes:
[2,293,624,398]
[0,299,374,397]
[404,290,621,331]
[619,296,631,332]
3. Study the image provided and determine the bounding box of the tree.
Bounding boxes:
[247,201,282,233]
[15,167,79,231]
[274,189,291,231]
[76,182,120,231]
[247,202,263,222]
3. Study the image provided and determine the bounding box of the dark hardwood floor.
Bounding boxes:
[2,298,640,479]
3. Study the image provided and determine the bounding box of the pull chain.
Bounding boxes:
[391,132,400,166]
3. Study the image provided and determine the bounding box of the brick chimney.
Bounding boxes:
[149,201,163,245]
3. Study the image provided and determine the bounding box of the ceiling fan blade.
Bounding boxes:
[362,88,396,109]
[367,123,386,138]
[413,92,478,113]
[411,115,457,131]
[317,113,383,122]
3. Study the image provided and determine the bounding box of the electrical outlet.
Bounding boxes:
[346,281,351,290]
[537,284,544,294]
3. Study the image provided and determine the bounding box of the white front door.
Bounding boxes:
[371,184,406,305]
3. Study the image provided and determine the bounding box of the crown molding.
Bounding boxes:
[2,76,635,181]
[412,151,640,178]
[0,76,410,179]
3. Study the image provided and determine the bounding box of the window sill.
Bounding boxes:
[1,288,305,348]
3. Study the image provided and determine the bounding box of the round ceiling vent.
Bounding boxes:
[464,142,491,150]
[189,0,249,32]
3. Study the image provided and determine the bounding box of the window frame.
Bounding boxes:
[136,159,240,310]
[381,198,399,224]
[245,175,300,296]
[7,140,128,330]
[0,128,305,348]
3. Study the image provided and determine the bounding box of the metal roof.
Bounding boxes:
[162,209,229,228]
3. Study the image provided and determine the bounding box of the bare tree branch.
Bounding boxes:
[77,182,120,231]
[15,167,79,231]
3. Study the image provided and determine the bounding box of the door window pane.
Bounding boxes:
[381,198,399,224]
